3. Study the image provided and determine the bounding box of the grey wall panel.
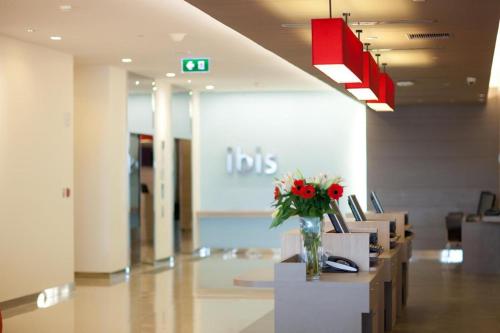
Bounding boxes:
[367,104,498,249]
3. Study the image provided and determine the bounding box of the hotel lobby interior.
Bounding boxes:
[1,0,500,332]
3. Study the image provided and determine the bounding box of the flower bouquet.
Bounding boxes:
[271,171,344,280]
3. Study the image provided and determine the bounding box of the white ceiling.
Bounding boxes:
[0,0,331,92]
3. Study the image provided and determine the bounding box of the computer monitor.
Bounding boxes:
[477,191,496,215]
[348,195,367,221]
[327,201,350,233]
[370,191,384,214]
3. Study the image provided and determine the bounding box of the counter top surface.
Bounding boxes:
[380,243,401,259]
[234,263,382,288]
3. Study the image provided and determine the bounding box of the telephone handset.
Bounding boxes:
[323,255,359,273]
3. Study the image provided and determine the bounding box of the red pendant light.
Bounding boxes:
[311,17,363,84]
[367,71,395,112]
[345,49,380,100]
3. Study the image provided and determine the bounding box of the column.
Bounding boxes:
[74,65,129,273]
[153,80,174,261]
[190,91,201,251]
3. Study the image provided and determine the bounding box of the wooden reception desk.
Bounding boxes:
[236,255,385,333]
[234,215,414,333]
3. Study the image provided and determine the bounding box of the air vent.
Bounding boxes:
[407,32,452,40]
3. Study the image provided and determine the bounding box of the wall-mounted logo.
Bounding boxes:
[226,147,278,175]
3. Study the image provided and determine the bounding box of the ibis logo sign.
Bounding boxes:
[226,147,278,175]
[182,58,210,73]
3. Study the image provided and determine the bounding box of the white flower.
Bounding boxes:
[282,172,294,191]
[322,173,332,188]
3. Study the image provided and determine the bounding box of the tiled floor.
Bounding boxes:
[4,249,500,333]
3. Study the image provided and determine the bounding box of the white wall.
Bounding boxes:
[199,91,367,211]
[128,93,153,135]
[127,91,191,139]
[172,92,192,139]
[196,90,367,248]
[74,65,129,272]
[0,35,74,302]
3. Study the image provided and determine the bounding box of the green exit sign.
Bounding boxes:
[182,58,210,73]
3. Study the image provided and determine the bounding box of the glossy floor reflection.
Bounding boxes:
[395,250,500,333]
[5,249,500,333]
[4,250,276,333]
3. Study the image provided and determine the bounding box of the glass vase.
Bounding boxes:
[299,216,323,280]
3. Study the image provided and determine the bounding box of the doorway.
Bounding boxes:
[129,134,155,265]
[174,138,193,253]
[129,134,141,265]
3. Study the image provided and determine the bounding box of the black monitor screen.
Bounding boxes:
[327,201,350,233]
[370,191,384,214]
[348,195,367,221]
[477,191,496,215]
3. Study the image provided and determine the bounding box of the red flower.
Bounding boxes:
[301,185,316,199]
[291,179,305,196]
[294,179,304,188]
[327,183,344,200]
[274,186,281,200]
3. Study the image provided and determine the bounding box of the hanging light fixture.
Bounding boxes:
[312,8,363,84]
[367,63,395,112]
[345,42,380,100]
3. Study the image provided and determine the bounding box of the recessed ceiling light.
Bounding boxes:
[397,81,415,87]
[152,82,156,86]
[50,36,62,41]
[189,91,193,96]
[166,72,176,78]
[187,79,192,84]
[152,86,158,91]
[169,33,187,42]
[205,85,215,90]
[26,28,35,33]
[366,36,378,40]
[135,81,140,86]
[59,4,72,12]
[121,58,132,63]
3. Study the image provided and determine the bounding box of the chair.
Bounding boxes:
[445,212,463,244]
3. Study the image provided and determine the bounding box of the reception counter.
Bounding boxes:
[236,255,385,333]
[463,219,500,274]
[234,218,414,333]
